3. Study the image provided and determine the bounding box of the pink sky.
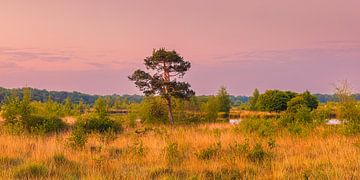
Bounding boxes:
[1,0,360,95]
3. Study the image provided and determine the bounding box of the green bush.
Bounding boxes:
[25,115,66,134]
[76,115,122,134]
[247,143,270,163]
[14,163,48,178]
[311,104,335,123]
[280,106,312,126]
[138,97,168,124]
[195,142,221,160]
[68,126,88,149]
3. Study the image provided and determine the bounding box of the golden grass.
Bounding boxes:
[0,123,359,179]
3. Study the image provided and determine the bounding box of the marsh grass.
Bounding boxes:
[0,123,359,179]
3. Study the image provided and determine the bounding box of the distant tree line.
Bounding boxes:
[0,87,143,105]
[0,87,358,107]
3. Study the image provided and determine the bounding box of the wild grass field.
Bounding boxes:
[1,85,360,179]
[0,119,360,179]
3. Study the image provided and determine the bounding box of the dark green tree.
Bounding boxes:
[287,91,318,113]
[249,88,260,110]
[302,90,319,110]
[257,90,296,112]
[129,48,195,124]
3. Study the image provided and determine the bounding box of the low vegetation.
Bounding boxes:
[0,80,359,178]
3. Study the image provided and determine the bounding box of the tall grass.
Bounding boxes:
[0,123,359,179]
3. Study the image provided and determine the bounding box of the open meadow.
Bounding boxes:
[1,118,360,179]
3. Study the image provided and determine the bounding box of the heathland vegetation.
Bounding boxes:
[0,49,359,179]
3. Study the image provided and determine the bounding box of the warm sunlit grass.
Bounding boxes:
[0,122,359,179]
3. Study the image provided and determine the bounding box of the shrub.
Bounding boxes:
[76,114,122,134]
[68,126,88,149]
[139,97,168,124]
[294,106,312,124]
[25,115,65,134]
[14,163,48,178]
[202,96,220,122]
[287,123,304,135]
[311,104,335,123]
[247,143,269,163]
[280,106,312,126]
[165,142,183,165]
[195,142,221,160]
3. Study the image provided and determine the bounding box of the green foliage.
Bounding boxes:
[2,89,65,134]
[93,97,108,119]
[24,115,65,134]
[68,125,88,149]
[333,81,360,134]
[311,103,335,123]
[280,106,312,127]
[287,123,305,135]
[1,91,20,123]
[63,97,73,116]
[287,91,319,112]
[13,163,48,178]
[257,90,296,112]
[195,142,221,160]
[249,88,260,110]
[216,86,231,114]
[76,115,122,134]
[138,96,168,124]
[202,96,219,122]
[129,48,195,124]
[19,88,32,122]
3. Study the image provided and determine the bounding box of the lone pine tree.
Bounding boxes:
[129,48,195,124]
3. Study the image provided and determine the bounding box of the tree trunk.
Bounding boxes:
[166,97,175,125]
